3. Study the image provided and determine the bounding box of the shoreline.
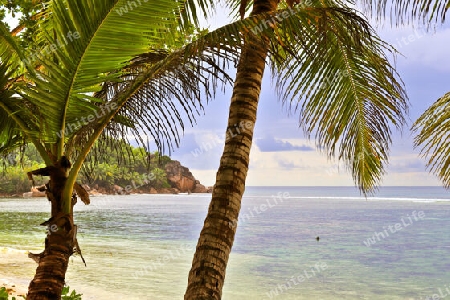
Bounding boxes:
[0,192,212,199]
[0,186,212,199]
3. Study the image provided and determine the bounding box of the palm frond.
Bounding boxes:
[0,59,53,164]
[182,0,217,26]
[0,21,28,74]
[413,92,450,187]
[21,0,184,151]
[67,15,265,157]
[0,63,30,148]
[264,2,408,193]
[357,0,450,24]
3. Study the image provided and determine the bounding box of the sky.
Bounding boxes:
[168,6,450,188]
[3,5,449,188]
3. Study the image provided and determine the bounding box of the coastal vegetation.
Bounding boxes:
[0,143,173,196]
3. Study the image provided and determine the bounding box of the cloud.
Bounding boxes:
[388,158,427,173]
[256,137,314,152]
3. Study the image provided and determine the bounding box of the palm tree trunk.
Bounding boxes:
[27,166,76,300]
[184,1,278,299]
[26,214,75,300]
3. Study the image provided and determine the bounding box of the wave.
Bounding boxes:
[275,196,450,202]
[0,247,29,254]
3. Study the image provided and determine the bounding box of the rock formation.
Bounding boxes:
[164,160,198,193]
[22,160,210,197]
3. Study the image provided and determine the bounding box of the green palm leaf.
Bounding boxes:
[22,0,183,154]
[68,15,264,157]
[358,0,450,24]
[0,21,29,75]
[264,3,408,192]
[413,92,450,187]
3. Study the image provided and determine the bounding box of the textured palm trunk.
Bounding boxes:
[27,167,75,300]
[184,1,278,299]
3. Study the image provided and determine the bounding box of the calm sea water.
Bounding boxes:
[1,186,450,300]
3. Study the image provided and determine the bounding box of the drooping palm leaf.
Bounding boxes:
[61,14,259,203]
[264,2,408,192]
[0,21,30,75]
[413,92,450,187]
[357,0,450,24]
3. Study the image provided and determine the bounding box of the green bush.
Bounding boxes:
[61,286,82,300]
[0,286,25,300]
[0,285,81,300]
[1,141,175,195]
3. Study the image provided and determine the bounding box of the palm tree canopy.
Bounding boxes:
[356,0,450,187]
[1,0,409,194]
[0,0,235,162]
[236,1,408,192]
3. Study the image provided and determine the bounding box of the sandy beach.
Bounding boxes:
[0,247,38,299]
[0,275,28,299]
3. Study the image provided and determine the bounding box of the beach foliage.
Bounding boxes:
[61,286,82,300]
[0,286,25,300]
[0,143,174,195]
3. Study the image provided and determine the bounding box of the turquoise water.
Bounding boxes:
[1,186,450,299]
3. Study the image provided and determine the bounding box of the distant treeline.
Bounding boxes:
[0,141,172,195]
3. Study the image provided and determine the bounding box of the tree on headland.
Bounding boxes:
[0,142,175,195]
[0,0,245,298]
[184,0,408,299]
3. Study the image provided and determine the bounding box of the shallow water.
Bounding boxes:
[1,186,449,299]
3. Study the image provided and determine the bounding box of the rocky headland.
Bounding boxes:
[20,160,212,197]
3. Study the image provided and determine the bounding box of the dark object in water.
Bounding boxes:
[316,236,320,242]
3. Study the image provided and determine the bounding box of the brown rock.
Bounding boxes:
[89,189,103,196]
[113,184,123,194]
[31,187,46,197]
[193,183,207,193]
[149,187,158,194]
[165,160,196,192]
[158,188,179,194]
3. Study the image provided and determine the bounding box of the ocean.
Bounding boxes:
[0,186,449,300]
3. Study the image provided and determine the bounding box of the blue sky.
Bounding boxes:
[169,7,450,187]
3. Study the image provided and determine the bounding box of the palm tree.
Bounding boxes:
[0,0,248,298]
[184,0,409,299]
